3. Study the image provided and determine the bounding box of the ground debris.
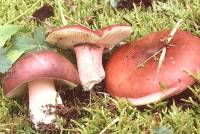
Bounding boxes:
[110,0,152,10]
[37,122,60,134]
[54,104,80,121]
[107,100,118,115]
[32,4,54,23]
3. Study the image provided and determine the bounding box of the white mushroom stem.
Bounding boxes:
[28,78,62,127]
[74,44,105,90]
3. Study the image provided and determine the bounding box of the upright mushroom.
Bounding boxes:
[46,24,132,90]
[105,29,200,106]
[3,51,80,127]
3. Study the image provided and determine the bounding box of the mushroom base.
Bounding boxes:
[28,78,62,127]
[74,44,105,90]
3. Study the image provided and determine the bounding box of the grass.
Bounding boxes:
[0,0,200,133]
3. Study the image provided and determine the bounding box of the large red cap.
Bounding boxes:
[105,29,200,105]
[3,51,80,98]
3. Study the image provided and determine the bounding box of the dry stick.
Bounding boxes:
[135,48,164,68]
[154,20,183,86]
[154,47,167,86]
[136,20,183,69]
[164,20,183,45]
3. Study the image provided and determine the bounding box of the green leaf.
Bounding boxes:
[0,48,11,73]
[6,35,36,62]
[11,27,50,51]
[33,27,46,45]
[6,49,25,63]
[7,27,52,63]
[0,25,21,47]
[32,27,50,50]
[11,35,37,51]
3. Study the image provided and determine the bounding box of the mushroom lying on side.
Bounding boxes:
[46,24,132,90]
[105,29,200,106]
[3,51,80,127]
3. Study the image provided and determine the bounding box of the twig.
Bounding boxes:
[136,48,164,68]
[164,20,183,45]
[154,19,183,85]
[137,19,183,68]
[154,47,166,86]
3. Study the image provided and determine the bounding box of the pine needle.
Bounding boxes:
[164,20,183,45]
[154,47,167,86]
[154,19,183,86]
[136,48,164,68]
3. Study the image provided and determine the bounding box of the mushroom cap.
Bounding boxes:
[3,51,80,98]
[97,24,133,49]
[46,24,132,49]
[105,29,200,105]
[46,25,101,49]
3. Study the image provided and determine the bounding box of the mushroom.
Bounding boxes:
[2,51,80,127]
[46,24,132,90]
[105,29,200,106]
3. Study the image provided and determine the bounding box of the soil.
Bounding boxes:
[37,123,60,134]
[57,84,91,106]
[107,100,118,116]
[37,103,81,133]
[36,83,105,132]
[36,77,199,132]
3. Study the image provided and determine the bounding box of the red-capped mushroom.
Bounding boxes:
[46,24,132,90]
[105,29,200,106]
[2,51,80,127]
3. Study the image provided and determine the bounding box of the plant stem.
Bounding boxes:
[57,0,67,25]
[99,117,120,134]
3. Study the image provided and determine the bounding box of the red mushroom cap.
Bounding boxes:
[97,24,133,49]
[105,29,200,105]
[3,51,80,98]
